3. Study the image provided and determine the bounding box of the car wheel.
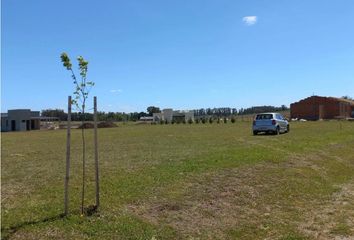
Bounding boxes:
[274,126,280,135]
[253,131,258,135]
[286,125,290,133]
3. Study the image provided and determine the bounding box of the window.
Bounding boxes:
[22,120,26,123]
[256,114,273,120]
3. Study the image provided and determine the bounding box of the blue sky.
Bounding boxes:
[2,0,354,113]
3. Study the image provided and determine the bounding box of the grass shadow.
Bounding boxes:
[2,206,100,240]
[1,213,65,240]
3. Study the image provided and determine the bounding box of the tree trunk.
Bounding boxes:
[81,103,86,215]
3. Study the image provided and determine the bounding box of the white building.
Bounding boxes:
[139,116,154,122]
[153,108,194,123]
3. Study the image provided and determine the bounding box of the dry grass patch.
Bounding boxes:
[129,144,354,239]
[300,181,354,239]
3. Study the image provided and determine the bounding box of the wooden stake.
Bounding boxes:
[94,96,100,208]
[64,96,72,215]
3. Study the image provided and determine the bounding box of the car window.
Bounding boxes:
[256,114,273,120]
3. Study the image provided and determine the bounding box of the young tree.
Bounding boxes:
[61,53,95,215]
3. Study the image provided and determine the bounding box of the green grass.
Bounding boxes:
[330,222,352,236]
[2,121,354,239]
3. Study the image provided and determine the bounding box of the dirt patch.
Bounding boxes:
[128,163,286,238]
[78,121,118,129]
[98,121,118,128]
[78,122,95,129]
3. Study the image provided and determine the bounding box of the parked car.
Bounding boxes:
[252,113,289,135]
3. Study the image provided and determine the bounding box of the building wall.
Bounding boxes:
[1,117,8,131]
[153,112,163,122]
[290,96,353,120]
[30,111,40,117]
[7,109,31,131]
[31,119,41,130]
[184,111,194,121]
[1,109,41,131]
[163,109,173,122]
[153,109,194,123]
[153,109,173,122]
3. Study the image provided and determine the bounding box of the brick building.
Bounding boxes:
[290,96,354,120]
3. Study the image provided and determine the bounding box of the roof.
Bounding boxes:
[255,112,277,115]
[330,97,354,105]
[8,109,31,112]
[139,116,154,120]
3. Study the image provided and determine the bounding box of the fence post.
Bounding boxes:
[94,96,100,209]
[64,96,72,215]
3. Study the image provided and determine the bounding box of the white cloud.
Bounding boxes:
[242,16,257,26]
[109,89,123,93]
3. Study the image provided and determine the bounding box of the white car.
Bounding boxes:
[252,113,289,135]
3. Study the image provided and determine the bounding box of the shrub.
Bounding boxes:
[195,119,200,124]
[231,117,236,123]
[201,118,206,124]
[209,118,213,124]
[165,119,168,124]
[217,118,220,124]
[182,120,186,124]
[188,118,193,124]
[224,117,227,124]
[160,120,164,125]
[171,120,175,124]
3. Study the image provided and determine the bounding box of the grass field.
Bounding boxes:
[1,121,354,239]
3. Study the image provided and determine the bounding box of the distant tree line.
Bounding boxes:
[41,109,149,122]
[238,105,288,115]
[41,105,288,122]
[193,105,288,118]
[193,108,237,117]
[41,109,68,121]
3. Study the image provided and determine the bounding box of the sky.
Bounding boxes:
[2,0,354,113]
